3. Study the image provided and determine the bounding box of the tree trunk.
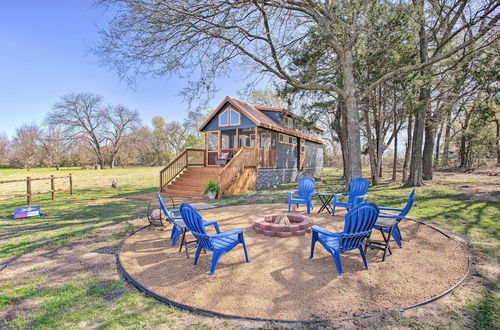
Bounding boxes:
[406,1,428,187]
[442,111,452,166]
[110,155,117,169]
[434,122,443,166]
[375,86,384,179]
[333,102,349,180]
[496,118,500,165]
[392,113,398,181]
[341,50,363,185]
[363,98,379,185]
[422,120,436,180]
[402,114,413,183]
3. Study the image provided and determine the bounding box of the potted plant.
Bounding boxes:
[203,180,220,199]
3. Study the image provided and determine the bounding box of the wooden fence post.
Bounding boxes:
[27,176,32,205]
[69,173,73,195]
[51,175,55,200]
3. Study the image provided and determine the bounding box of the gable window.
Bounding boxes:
[229,109,240,125]
[219,110,229,126]
[219,107,241,127]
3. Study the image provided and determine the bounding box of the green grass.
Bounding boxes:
[0,277,179,329]
[0,166,498,329]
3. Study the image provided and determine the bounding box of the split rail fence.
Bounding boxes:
[0,174,73,205]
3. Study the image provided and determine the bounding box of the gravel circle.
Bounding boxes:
[119,204,469,321]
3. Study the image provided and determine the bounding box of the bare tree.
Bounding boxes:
[103,105,141,168]
[245,89,288,109]
[11,123,41,170]
[0,132,9,166]
[47,93,107,168]
[96,0,499,184]
[40,126,69,170]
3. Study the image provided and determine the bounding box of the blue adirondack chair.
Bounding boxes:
[180,202,250,275]
[309,202,380,276]
[332,177,369,215]
[374,188,416,248]
[288,176,317,214]
[158,193,220,256]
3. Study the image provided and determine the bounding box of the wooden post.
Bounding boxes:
[51,175,55,200]
[69,173,73,195]
[26,176,32,205]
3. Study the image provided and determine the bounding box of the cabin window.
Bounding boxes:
[259,128,276,149]
[208,132,218,151]
[219,107,241,127]
[279,133,297,146]
[229,109,241,125]
[219,110,229,126]
[283,116,293,128]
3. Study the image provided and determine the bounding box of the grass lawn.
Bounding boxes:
[0,166,498,329]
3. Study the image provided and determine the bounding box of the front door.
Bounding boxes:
[207,131,219,165]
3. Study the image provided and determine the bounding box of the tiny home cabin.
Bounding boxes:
[160,96,324,198]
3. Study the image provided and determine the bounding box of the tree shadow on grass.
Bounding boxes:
[0,197,148,261]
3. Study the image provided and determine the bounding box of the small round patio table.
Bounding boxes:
[316,192,335,214]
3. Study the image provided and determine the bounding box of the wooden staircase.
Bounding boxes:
[162,167,224,198]
[160,147,259,199]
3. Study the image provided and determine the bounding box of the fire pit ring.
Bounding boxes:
[253,214,313,238]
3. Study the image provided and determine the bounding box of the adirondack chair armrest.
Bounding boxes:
[213,228,243,238]
[288,190,298,198]
[378,206,403,212]
[203,220,221,234]
[310,225,339,237]
[333,192,348,203]
[354,194,368,202]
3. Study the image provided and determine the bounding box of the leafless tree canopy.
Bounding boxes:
[96,0,499,184]
[11,123,41,171]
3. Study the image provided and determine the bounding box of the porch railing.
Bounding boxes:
[219,147,258,197]
[160,148,205,192]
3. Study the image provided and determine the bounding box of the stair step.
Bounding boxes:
[178,175,220,180]
[167,185,204,193]
[169,181,208,188]
[164,188,205,198]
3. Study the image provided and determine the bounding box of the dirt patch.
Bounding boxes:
[119,204,469,321]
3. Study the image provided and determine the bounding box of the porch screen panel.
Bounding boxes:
[207,132,218,165]
[258,128,277,168]
[238,128,255,147]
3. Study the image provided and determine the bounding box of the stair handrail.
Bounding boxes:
[160,148,205,192]
[218,147,258,197]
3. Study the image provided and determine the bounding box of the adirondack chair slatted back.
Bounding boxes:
[341,202,379,251]
[158,193,176,221]
[399,189,416,220]
[297,176,316,199]
[347,178,369,204]
[180,203,214,250]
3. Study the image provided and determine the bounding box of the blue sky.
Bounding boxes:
[0,1,252,139]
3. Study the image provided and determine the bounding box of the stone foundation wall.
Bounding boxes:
[256,167,323,190]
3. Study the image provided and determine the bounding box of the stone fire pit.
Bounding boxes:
[253,214,313,238]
